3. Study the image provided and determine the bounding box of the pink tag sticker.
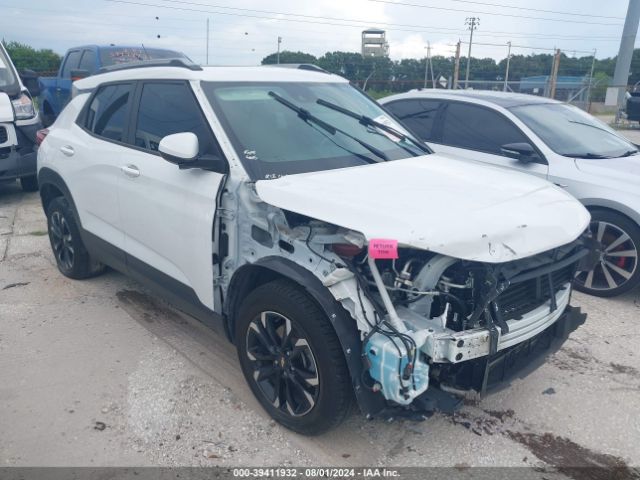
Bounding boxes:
[368,239,399,260]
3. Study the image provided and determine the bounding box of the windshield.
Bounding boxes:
[202,81,428,180]
[509,103,637,159]
[0,45,20,96]
[99,48,188,66]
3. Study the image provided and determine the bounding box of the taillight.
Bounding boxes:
[35,128,49,147]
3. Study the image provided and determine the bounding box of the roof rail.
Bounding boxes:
[98,58,202,74]
[265,63,330,74]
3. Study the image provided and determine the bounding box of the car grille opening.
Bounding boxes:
[497,264,575,321]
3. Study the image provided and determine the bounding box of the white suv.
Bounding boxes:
[38,61,595,434]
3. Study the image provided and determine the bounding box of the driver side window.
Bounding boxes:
[133,82,222,157]
[441,101,529,155]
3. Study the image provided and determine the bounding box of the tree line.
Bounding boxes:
[4,38,639,98]
[262,49,639,97]
[2,40,61,74]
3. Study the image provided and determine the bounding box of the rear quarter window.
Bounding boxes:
[83,83,133,142]
[385,98,443,142]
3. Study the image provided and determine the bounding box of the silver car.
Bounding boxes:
[381,90,640,297]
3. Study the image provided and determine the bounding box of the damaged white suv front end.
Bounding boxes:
[41,65,595,434]
[254,154,593,409]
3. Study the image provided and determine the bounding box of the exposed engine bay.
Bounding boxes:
[261,210,595,408]
[220,184,595,413]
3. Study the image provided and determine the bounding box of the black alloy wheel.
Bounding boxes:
[245,311,320,417]
[49,209,75,272]
[46,197,105,279]
[236,279,352,435]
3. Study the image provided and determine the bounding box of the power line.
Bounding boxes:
[445,0,624,20]
[100,0,620,44]
[27,0,620,40]
[367,0,624,26]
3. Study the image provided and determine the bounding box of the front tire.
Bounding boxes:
[46,197,105,279]
[235,279,353,435]
[574,210,640,297]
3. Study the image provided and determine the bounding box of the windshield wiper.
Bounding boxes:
[567,120,614,134]
[562,152,612,159]
[619,149,639,157]
[316,98,431,155]
[268,91,388,162]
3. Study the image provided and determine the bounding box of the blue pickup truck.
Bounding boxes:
[38,45,188,125]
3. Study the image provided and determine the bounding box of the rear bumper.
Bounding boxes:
[0,121,41,182]
[438,304,586,393]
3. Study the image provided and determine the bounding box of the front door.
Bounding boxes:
[435,100,549,179]
[118,80,226,310]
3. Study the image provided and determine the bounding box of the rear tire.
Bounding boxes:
[20,175,39,192]
[574,209,640,297]
[46,197,105,279]
[235,279,353,435]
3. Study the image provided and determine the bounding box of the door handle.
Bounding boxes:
[121,165,140,178]
[60,145,75,156]
[554,182,569,188]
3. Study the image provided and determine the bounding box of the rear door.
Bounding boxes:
[60,82,134,268]
[56,50,81,113]
[432,100,548,179]
[118,80,226,311]
[78,49,98,76]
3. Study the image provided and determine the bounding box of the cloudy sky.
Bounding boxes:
[0,0,633,63]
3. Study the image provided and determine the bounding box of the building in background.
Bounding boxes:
[361,29,389,58]
[519,75,589,102]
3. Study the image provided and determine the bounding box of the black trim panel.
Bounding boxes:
[81,228,224,334]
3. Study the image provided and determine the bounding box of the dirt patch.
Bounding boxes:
[484,409,515,422]
[507,432,639,480]
[449,411,503,436]
[116,289,187,325]
[609,363,640,378]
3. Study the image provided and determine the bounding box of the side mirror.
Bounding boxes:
[159,132,228,174]
[70,69,90,82]
[500,142,540,163]
[159,132,199,164]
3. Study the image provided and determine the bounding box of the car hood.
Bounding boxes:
[255,154,590,263]
[575,156,640,184]
[0,92,14,122]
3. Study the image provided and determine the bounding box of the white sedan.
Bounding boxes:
[381,90,640,297]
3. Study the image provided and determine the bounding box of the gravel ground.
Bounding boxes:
[1,182,639,477]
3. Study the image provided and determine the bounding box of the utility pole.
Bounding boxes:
[610,0,640,118]
[277,36,282,64]
[453,40,461,89]
[424,42,435,88]
[503,41,512,92]
[549,48,561,99]
[205,18,210,65]
[586,48,597,111]
[464,17,479,89]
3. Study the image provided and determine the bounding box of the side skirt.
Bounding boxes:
[81,228,225,334]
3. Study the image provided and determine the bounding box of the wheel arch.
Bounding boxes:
[581,198,640,229]
[223,256,386,416]
[38,168,81,226]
